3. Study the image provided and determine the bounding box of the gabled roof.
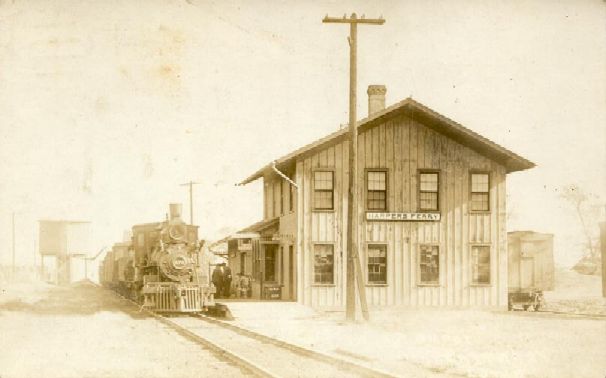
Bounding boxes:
[238,97,535,185]
[238,217,279,233]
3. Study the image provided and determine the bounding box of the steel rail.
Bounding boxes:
[152,313,277,378]
[103,286,275,378]
[101,285,397,377]
[195,313,398,378]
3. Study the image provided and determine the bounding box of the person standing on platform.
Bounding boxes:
[222,263,232,298]
[211,264,223,299]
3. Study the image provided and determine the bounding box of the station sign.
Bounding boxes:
[271,233,295,242]
[366,212,441,222]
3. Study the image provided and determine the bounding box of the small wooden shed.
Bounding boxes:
[507,231,555,293]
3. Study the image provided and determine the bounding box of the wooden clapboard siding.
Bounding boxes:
[294,113,508,309]
[296,160,305,304]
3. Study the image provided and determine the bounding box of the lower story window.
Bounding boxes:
[367,244,387,284]
[264,246,276,282]
[471,245,491,284]
[313,244,334,284]
[419,245,439,284]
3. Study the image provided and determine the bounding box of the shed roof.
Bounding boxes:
[238,217,279,233]
[238,97,535,185]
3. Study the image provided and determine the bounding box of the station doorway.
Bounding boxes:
[259,242,296,301]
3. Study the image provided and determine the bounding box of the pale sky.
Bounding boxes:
[1,0,604,268]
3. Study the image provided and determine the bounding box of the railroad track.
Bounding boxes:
[166,314,396,378]
[104,287,397,378]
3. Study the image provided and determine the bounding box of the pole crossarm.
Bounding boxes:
[322,15,385,25]
[180,181,201,187]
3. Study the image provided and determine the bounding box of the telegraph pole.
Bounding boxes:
[323,13,384,321]
[12,212,15,278]
[180,181,201,225]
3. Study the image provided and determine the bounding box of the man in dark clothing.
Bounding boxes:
[222,263,232,298]
[211,265,223,299]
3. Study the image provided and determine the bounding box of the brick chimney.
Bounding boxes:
[367,85,386,116]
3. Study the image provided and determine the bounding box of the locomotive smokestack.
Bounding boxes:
[169,203,183,221]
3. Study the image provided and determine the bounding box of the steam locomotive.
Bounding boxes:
[99,203,216,313]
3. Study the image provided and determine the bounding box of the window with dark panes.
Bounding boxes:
[471,245,490,284]
[289,180,295,212]
[240,252,246,275]
[367,244,387,284]
[313,244,334,284]
[313,171,334,210]
[280,180,284,216]
[419,245,439,284]
[470,173,490,211]
[367,171,387,210]
[419,172,439,211]
[264,246,276,282]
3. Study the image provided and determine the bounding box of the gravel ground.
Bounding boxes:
[2,269,603,378]
[0,281,248,378]
[543,268,606,315]
[224,270,606,378]
[226,304,605,378]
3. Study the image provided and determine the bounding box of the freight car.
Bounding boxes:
[100,203,216,313]
[507,231,554,311]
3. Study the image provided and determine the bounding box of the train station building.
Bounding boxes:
[232,86,534,309]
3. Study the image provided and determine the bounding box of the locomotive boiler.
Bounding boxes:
[101,203,215,313]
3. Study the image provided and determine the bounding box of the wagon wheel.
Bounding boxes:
[523,305,530,311]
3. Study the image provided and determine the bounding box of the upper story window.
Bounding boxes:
[367,170,387,211]
[280,180,284,216]
[237,238,252,251]
[470,173,490,211]
[419,171,439,211]
[289,180,295,212]
[313,170,334,210]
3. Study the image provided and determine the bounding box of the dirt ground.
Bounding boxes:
[0,280,247,378]
[225,269,606,378]
[1,269,603,378]
[543,268,606,315]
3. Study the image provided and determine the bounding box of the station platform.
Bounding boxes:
[210,300,442,377]
[216,300,321,321]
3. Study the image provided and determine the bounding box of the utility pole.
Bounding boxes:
[323,13,384,321]
[33,236,37,279]
[12,212,15,278]
[180,181,201,225]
